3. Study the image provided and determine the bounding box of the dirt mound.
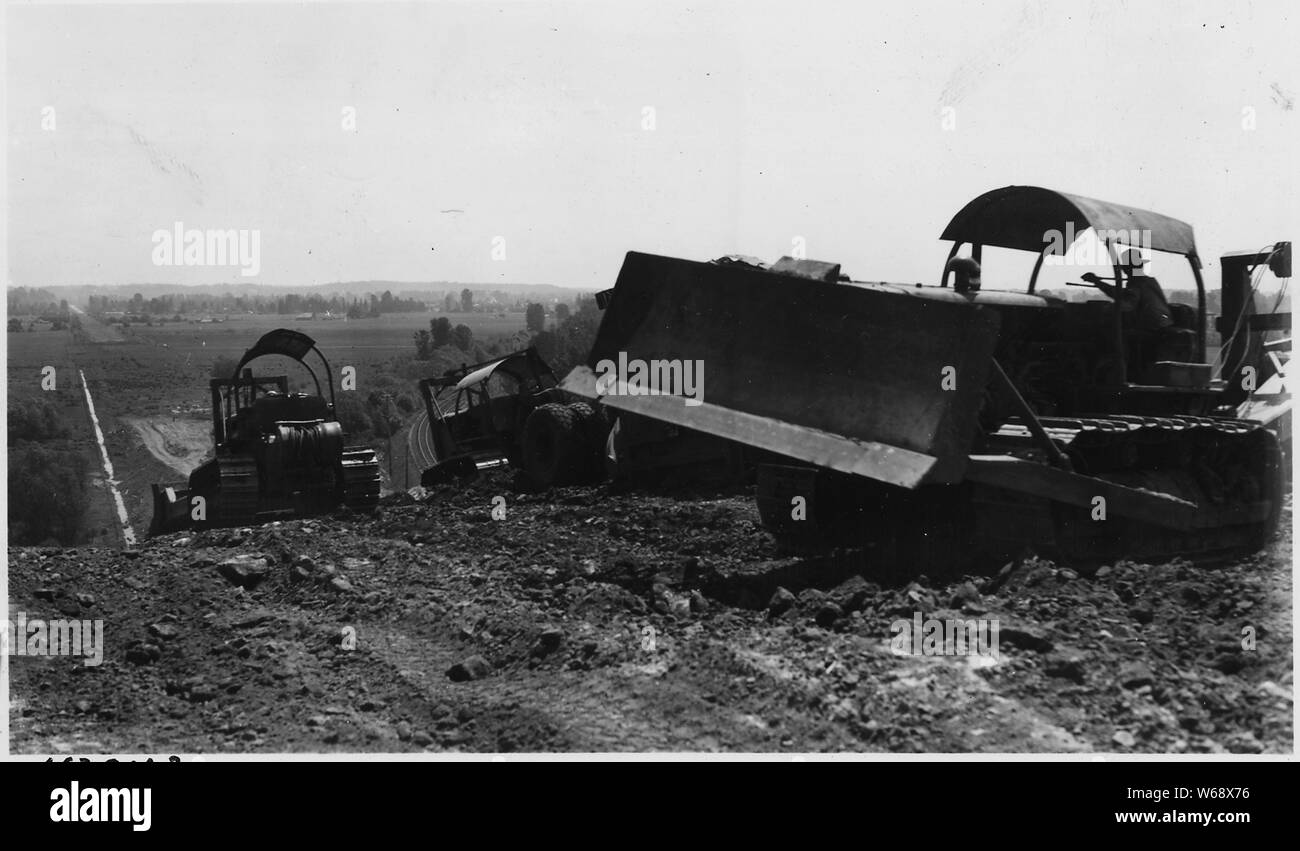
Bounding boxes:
[124,417,211,477]
[8,473,1292,753]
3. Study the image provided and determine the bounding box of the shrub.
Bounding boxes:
[7,397,69,442]
[334,394,373,435]
[8,444,88,545]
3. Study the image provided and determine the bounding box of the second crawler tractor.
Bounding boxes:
[150,328,381,534]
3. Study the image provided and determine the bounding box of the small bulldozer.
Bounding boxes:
[417,347,605,487]
[150,329,380,534]
[562,186,1290,570]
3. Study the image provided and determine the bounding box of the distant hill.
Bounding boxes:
[9,280,597,307]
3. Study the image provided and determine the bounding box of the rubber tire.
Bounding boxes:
[524,402,590,487]
[567,401,612,455]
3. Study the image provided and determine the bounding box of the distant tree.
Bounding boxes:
[8,397,69,442]
[430,316,453,348]
[452,324,474,352]
[8,444,88,545]
[528,295,601,377]
[7,318,23,332]
[525,302,546,333]
[460,288,474,313]
[443,293,458,313]
[554,302,571,322]
[366,392,402,438]
[334,394,373,434]
[530,329,559,365]
[413,329,432,359]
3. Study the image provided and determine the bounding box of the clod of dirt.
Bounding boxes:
[767,587,796,617]
[1045,647,1088,683]
[829,575,876,613]
[1118,662,1155,689]
[447,655,493,682]
[1000,625,1055,653]
[217,555,271,589]
[125,642,162,665]
[949,581,983,611]
[814,602,843,628]
[529,628,564,658]
[148,622,181,641]
[1129,603,1155,624]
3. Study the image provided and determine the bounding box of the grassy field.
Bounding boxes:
[126,311,526,358]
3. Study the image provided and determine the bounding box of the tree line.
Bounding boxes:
[8,396,89,546]
[87,289,426,317]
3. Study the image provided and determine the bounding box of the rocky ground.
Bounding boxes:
[8,473,1293,753]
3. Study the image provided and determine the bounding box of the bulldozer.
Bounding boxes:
[150,329,381,534]
[417,347,604,487]
[561,186,1291,570]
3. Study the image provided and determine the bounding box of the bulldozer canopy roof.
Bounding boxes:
[445,348,554,391]
[235,328,320,375]
[456,357,512,389]
[941,186,1198,257]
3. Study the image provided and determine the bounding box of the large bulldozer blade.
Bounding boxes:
[561,252,1002,488]
[149,483,192,536]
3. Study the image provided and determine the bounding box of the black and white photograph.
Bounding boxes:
[2,0,1294,767]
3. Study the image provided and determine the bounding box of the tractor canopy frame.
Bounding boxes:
[418,347,558,465]
[938,185,1207,366]
[213,329,337,447]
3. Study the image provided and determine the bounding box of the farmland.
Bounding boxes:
[126,311,528,359]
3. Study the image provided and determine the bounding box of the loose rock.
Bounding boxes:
[216,555,271,589]
[767,587,796,617]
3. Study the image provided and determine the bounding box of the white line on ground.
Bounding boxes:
[79,369,138,546]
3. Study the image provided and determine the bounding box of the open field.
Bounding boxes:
[124,311,527,360]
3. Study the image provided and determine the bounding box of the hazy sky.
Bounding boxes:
[4,0,1297,288]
